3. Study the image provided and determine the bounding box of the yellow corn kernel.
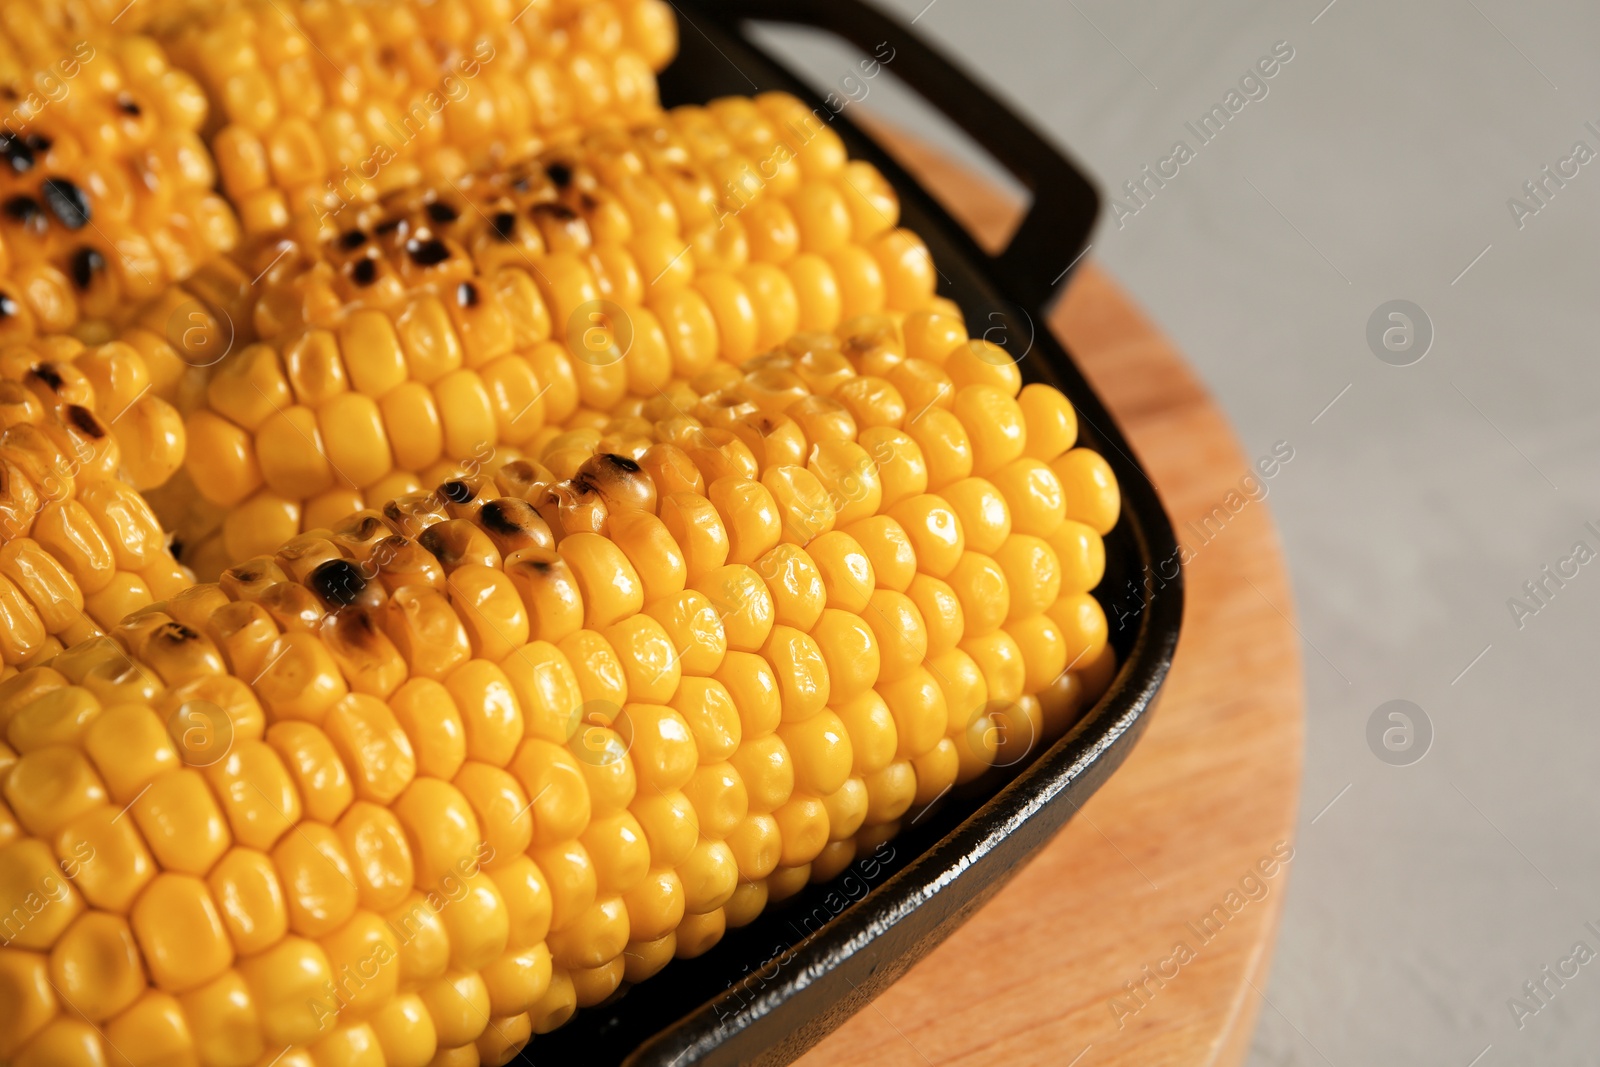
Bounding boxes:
[129,872,234,994]
[206,847,290,958]
[132,768,231,876]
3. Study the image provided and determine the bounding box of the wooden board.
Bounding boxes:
[794,125,1307,1067]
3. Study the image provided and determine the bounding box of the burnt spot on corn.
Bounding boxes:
[308,558,370,609]
[65,405,105,438]
[480,499,527,536]
[350,258,378,286]
[457,282,479,308]
[407,237,450,266]
[426,201,460,224]
[491,211,517,241]
[0,132,33,172]
[338,229,368,250]
[28,363,64,392]
[480,497,553,552]
[418,522,468,565]
[148,621,203,649]
[5,196,46,234]
[531,202,578,224]
[375,217,406,237]
[115,94,142,116]
[513,554,555,574]
[547,161,573,188]
[70,247,105,290]
[326,605,389,657]
[439,479,476,504]
[575,452,655,513]
[41,178,90,229]
[23,134,49,154]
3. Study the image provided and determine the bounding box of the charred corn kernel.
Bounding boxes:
[944,477,1012,556]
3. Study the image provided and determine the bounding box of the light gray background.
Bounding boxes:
[747,2,1600,1064]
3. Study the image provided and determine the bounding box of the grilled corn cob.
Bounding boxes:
[0,332,1117,1059]
[159,0,676,241]
[0,336,192,673]
[152,93,943,577]
[0,8,239,338]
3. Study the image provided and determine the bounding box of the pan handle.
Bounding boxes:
[670,0,1100,315]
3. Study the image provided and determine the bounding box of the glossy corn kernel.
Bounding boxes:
[0,26,237,338]
[0,342,192,668]
[161,0,676,241]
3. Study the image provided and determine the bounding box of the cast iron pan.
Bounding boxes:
[523,2,1183,1063]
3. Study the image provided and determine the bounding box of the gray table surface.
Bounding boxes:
[744,2,1600,1064]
